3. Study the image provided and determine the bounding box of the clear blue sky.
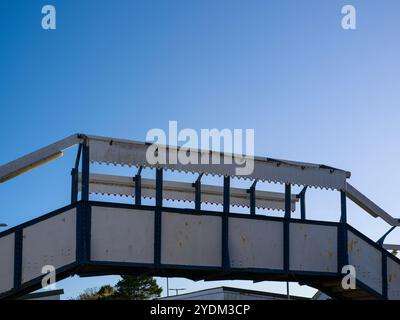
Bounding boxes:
[1,0,400,299]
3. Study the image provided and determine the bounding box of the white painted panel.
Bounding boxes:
[161,212,221,267]
[290,223,337,272]
[91,207,154,264]
[348,231,382,294]
[0,234,15,294]
[22,209,76,283]
[387,257,400,300]
[229,218,283,269]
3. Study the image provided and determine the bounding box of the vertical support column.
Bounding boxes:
[285,184,291,217]
[154,168,163,267]
[156,168,163,207]
[76,202,91,264]
[70,144,82,204]
[222,176,230,272]
[338,190,349,272]
[284,184,291,272]
[70,168,78,204]
[250,189,256,215]
[299,186,307,220]
[248,180,257,215]
[195,181,201,211]
[13,229,23,290]
[193,173,203,211]
[81,144,90,202]
[377,226,395,300]
[76,142,91,265]
[300,196,306,220]
[382,252,388,299]
[340,191,347,224]
[135,174,142,205]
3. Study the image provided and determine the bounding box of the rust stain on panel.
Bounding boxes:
[348,239,355,254]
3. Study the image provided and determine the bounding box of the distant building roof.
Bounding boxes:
[159,286,309,300]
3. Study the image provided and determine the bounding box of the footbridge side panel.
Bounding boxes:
[229,218,283,270]
[90,206,154,264]
[290,223,338,273]
[0,234,15,294]
[387,256,400,300]
[22,209,77,283]
[3,202,400,300]
[348,230,382,295]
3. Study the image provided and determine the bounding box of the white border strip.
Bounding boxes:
[87,135,350,190]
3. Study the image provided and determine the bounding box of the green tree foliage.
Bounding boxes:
[77,285,115,300]
[77,276,162,300]
[77,287,100,300]
[114,275,162,300]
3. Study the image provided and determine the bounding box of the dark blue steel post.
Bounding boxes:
[156,169,163,207]
[299,186,307,220]
[13,228,23,289]
[71,144,82,204]
[222,176,230,272]
[377,226,396,247]
[248,180,257,215]
[382,253,388,299]
[134,166,143,205]
[154,168,163,267]
[193,173,203,211]
[285,184,291,217]
[300,196,306,220]
[377,226,395,299]
[284,184,291,272]
[134,174,142,205]
[340,191,347,224]
[338,190,349,272]
[81,144,90,202]
[70,168,78,204]
[76,143,91,264]
[76,203,92,264]
[195,180,201,210]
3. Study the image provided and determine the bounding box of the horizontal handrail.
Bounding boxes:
[346,183,400,226]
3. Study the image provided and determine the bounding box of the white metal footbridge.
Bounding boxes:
[1,134,400,300]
